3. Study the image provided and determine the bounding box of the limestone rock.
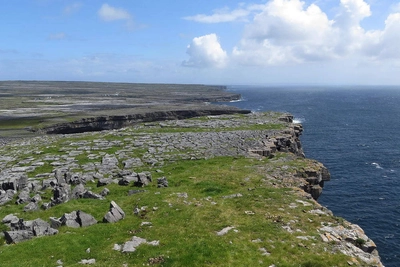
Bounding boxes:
[32,218,58,237]
[121,236,159,253]
[77,210,97,227]
[157,177,168,188]
[24,202,39,212]
[4,230,34,244]
[60,211,80,228]
[103,201,125,223]
[58,210,97,228]
[71,183,86,199]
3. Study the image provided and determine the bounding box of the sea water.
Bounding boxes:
[224,86,400,267]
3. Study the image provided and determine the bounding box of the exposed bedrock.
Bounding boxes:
[42,108,251,134]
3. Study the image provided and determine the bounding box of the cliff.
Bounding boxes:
[40,107,251,134]
[0,112,383,266]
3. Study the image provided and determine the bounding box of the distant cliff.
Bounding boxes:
[41,107,251,134]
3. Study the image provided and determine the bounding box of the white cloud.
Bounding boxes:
[183,4,265,23]
[183,7,251,23]
[63,3,82,15]
[362,12,400,60]
[48,32,66,40]
[182,34,228,68]
[98,3,131,21]
[233,0,338,65]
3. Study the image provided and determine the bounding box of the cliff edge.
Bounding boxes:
[0,112,383,266]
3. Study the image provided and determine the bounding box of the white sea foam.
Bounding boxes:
[372,162,383,169]
[293,118,305,124]
[230,98,245,103]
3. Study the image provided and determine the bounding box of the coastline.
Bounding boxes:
[0,81,384,265]
[0,111,384,266]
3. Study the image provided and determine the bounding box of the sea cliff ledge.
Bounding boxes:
[0,110,384,266]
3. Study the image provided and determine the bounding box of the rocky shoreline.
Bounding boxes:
[0,111,384,266]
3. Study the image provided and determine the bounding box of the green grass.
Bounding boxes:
[0,156,354,266]
[0,112,363,266]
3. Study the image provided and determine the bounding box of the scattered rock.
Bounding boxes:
[216,226,235,236]
[121,236,159,253]
[222,193,243,199]
[78,258,96,265]
[24,202,39,212]
[103,201,125,223]
[100,188,110,196]
[157,177,168,188]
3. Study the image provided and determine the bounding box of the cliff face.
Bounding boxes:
[42,108,251,134]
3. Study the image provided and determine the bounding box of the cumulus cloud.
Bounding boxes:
[363,12,400,60]
[98,3,131,21]
[233,0,339,65]
[183,0,400,68]
[182,34,228,68]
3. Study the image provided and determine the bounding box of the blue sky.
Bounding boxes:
[1,0,400,85]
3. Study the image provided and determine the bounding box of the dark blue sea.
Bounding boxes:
[224,86,400,267]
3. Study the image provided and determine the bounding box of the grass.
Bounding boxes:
[0,112,365,266]
[0,156,354,266]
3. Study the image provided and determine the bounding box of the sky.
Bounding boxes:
[1,0,400,85]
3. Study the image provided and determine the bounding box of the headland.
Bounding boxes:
[0,81,383,266]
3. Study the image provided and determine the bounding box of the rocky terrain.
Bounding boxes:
[0,81,244,139]
[0,111,384,266]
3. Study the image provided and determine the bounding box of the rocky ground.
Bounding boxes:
[0,112,384,266]
[0,81,244,139]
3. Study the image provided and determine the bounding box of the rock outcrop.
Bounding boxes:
[42,108,251,134]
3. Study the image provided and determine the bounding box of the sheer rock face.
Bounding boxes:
[43,108,251,134]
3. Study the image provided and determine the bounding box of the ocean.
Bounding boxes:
[224,86,400,267]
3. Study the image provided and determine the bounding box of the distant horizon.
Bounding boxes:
[2,79,400,88]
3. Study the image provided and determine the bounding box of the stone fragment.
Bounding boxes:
[118,175,138,186]
[52,184,71,205]
[60,211,80,228]
[100,188,110,197]
[32,218,59,237]
[97,178,113,187]
[24,202,39,212]
[4,230,34,244]
[122,236,147,253]
[16,189,31,205]
[0,189,16,205]
[66,172,83,185]
[2,214,18,224]
[216,226,235,236]
[31,194,42,203]
[134,172,152,187]
[50,217,63,229]
[77,210,97,227]
[123,158,143,168]
[82,191,103,199]
[157,177,168,188]
[222,193,242,199]
[78,259,96,265]
[103,201,125,223]
[71,184,86,199]
[113,244,122,251]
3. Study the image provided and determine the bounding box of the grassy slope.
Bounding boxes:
[0,117,359,267]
